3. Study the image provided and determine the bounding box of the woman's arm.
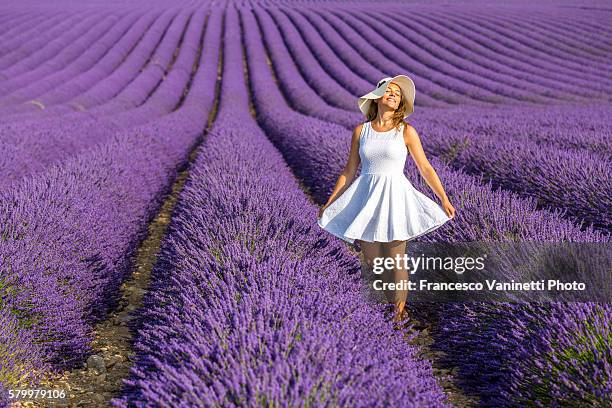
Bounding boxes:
[403,124,456,218]
[318,124,362,217]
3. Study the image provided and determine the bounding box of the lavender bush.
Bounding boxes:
[0,3,207,189]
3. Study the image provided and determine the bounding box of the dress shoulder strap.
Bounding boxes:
[398,122,407,135]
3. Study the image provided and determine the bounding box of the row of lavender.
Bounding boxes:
[0,2,204,120]
[401,8,611,84]
[259,4,612,156]
[0,9,128,95]
[0,3,221,405]
[2,2,608,122]
[285,6,576,106]
[261,4,611,110]
[112,7,449,406]
[0,7,167,113]
[251,5,612,234]
[0,9,121,79]
[2,1,610,112]
[408,108,612,233]
[0,117,199,407]
[242,5,610,406]
[0,4,205,190]
[422,7,612,72]
[282,4,612,157]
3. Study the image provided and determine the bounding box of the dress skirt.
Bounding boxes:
[317,172,451,244]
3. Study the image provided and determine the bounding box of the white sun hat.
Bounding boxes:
[357,75,416,119]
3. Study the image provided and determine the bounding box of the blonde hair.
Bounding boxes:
[365,81,411,130]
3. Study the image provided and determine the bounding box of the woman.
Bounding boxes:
[317,75,456,323]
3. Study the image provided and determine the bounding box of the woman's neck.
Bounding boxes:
[374,110,394,125]
[373,113,396,130]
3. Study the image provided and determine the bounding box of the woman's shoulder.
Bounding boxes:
[401,120,415,133]
[353,121,368,137]
[401,121,419,145]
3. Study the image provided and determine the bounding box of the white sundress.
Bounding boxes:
[317,121,451,244]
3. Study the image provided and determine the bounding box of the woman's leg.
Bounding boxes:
[358,239,383,294]
[381,239,409,322]
[357,239,385,274]
[359,239,397,305]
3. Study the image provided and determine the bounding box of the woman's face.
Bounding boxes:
[377,82,402,111]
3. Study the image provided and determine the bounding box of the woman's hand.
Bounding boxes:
[317,204,329,220]
[441,199,456,219]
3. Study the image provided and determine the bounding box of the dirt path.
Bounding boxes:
[18,165,191,408]
[15,24,223,407]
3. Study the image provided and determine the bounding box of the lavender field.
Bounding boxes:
[0,0,610,406]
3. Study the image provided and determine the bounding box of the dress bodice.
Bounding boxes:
[359,121,407,175]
